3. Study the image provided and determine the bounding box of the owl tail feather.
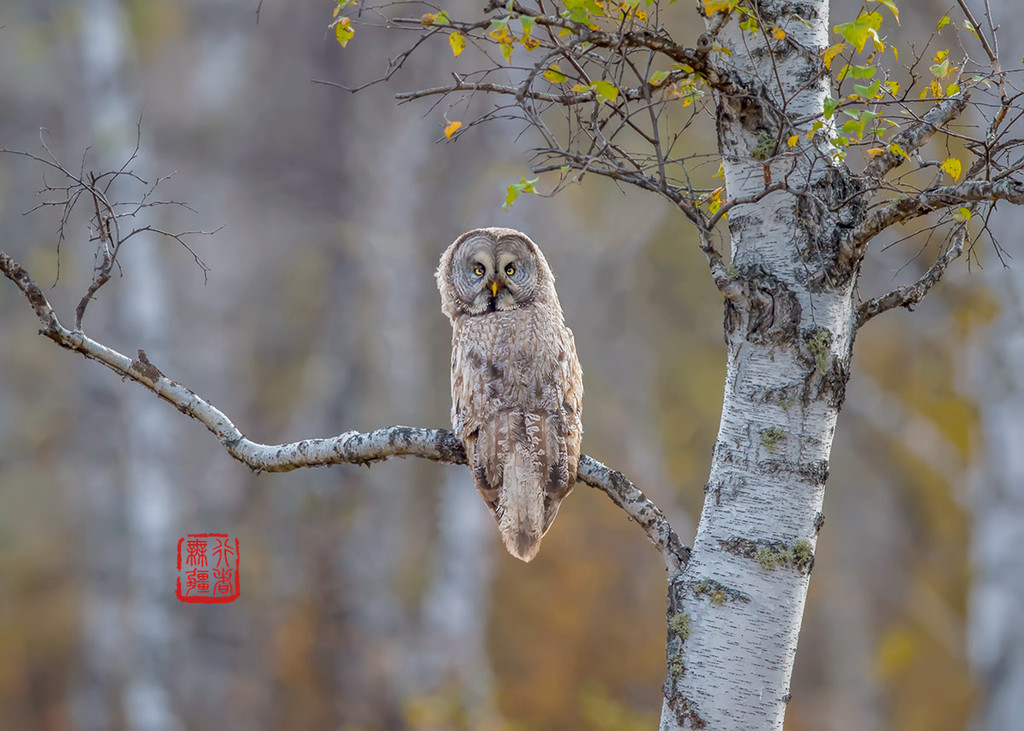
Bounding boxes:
[497,442,545,563]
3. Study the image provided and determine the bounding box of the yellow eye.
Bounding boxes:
[473,265,485,276]
[504,264,516,276]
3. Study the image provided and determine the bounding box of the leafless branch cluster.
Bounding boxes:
[1,123,215,329]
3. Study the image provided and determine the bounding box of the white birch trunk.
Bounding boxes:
[967,2,1024,727]
[661,0,859,726]
[969,269,1024,730]
[79,1,180,728]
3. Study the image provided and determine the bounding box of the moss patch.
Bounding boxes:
[760,426,785,452]
[669,613,691,639]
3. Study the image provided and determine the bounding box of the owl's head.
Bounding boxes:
[437,228,556,318]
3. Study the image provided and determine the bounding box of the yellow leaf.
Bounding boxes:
[822,43,846,70]
[870,0,900,24]
[444,121,463,139]
[420,12,436,25]
[787,135,799,147]
[703,0,735,15]
[544,65,568,83]
[941,157,962,180]
[334,17,354,47]
[449,32,465,57]
[888,142,909,160]
[866,147,885,157]
[772,27,786,40]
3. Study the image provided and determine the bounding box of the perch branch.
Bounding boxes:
[0,249,688,573]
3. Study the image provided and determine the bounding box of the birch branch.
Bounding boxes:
[0,249,689,573]
[842,178,1024,259]
[856,222,968,325]
[861,95,970,181]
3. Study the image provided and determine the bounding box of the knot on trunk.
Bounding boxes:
[723,268,801,345]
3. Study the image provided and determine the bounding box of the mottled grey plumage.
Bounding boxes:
[437,228,584,562]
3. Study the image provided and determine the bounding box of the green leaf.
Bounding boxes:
[853,79,881,98]
[937,15,950,30]
[963,20,979,38]
[849,64,877,79]
[823,96,839,119]
[834,11,883,54]
[930,58,950,77]
[649,70,670,86]
[503,177,541,210]
[841,118,866,139]
[519,16,536,36]
[592,80,619,102]
[334,17,354,47]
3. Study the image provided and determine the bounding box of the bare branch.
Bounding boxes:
[856,222,968,325]
[0,249,689,573]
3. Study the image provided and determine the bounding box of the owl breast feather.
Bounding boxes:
[449,304,583,562]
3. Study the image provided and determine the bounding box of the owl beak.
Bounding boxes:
[489,281,500,297]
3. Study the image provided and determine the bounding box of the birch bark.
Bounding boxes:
[968,1,1024,718]
[662,0,861,725]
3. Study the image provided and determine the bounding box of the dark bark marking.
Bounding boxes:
[723,268,802,346]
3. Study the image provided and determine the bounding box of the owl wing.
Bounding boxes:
[450,320,583,562]
[541,324,583,533]
[450,336,504,513]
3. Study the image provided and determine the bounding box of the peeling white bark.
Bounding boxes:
[661,1,855,727]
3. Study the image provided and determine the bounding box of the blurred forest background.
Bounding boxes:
[0,0,1021,729]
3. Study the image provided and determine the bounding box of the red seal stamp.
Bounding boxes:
[176,533,240,603]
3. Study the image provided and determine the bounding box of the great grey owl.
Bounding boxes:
[437,227,584,562]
